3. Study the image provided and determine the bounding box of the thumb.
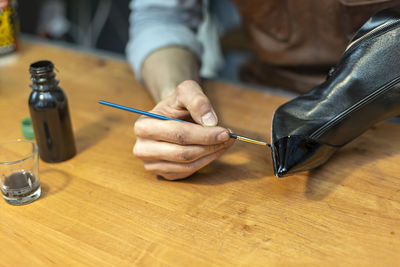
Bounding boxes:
[175,80,218,126]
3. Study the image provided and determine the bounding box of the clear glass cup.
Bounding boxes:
[0,139,41,205]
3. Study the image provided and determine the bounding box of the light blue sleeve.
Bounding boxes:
[126,0,204,82]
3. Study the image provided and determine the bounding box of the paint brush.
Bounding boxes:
[98,100,270,147]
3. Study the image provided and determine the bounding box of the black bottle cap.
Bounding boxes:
[29,60,58,90]
[29,60,54,75]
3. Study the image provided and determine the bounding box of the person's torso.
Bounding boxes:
[232,0,400,66]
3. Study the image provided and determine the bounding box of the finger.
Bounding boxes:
[174,80,218,126]
[152,102,190,120]
[134,118,230,145]
[142,140,234,180]
[145,146,229,180]
[134,138,230,163]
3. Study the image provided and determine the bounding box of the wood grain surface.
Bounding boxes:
[0,41,399,266]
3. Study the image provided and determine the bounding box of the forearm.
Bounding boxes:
[141,46,200,102]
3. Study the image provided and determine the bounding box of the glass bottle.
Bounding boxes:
[28,60,76,162]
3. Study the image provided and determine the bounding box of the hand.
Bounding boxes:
[133,80,234,180]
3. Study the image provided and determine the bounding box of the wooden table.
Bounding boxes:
[0,41,399,266]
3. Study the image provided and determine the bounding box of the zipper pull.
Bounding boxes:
[326,66,336,80]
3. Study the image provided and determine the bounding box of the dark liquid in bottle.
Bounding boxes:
[29,90,76,162]
[1,171,40,198]
[28,60,76,162]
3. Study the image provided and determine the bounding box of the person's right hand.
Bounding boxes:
[133,80,234,180]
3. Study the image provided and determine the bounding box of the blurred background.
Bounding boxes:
[18,0,130,54]
[16,0,251,82]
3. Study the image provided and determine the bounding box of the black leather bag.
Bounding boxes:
[271,7,400,177]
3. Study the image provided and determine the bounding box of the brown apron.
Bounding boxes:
[231,0,400,93]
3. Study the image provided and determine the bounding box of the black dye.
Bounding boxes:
[28,60,76,162]
[1,171,40,198]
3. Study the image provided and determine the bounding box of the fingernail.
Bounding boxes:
[217,131,229,142]
[202,112,217,126]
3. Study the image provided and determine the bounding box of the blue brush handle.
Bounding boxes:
[98,100,236,139]
[98,100,186,123]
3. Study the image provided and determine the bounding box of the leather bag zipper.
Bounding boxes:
[345,19,400,54]
[309,19,400,140]
[310,76,400,139]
